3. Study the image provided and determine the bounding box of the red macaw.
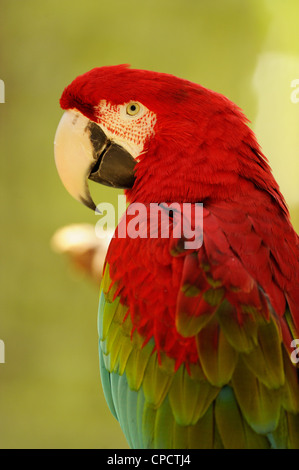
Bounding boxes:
[54,65,299,449]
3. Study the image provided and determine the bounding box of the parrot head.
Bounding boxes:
[55,64,284,211]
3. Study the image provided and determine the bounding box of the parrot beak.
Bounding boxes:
[54,110,137,210]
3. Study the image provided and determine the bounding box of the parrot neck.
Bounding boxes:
[125,136,289,221]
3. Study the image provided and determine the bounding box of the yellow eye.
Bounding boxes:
[126,102,140,116]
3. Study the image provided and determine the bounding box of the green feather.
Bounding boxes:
[241,317,284,388]
[168,365,219,425]
[215,386,247,449]
[287,412,299,449]
[153,396,175,449]
[187,403,215,449]
[196,318,238,387]
[99,350,118,420]
[141,401,156,449]
[216,300,258,353]
[282,348,299,413]
[142,353,173,407]
[231,356,281,434]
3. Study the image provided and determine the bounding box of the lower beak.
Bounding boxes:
[54,110,136,210]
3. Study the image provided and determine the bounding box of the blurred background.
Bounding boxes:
[0,0,298,449]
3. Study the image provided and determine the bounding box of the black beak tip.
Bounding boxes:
[79,195,98,212]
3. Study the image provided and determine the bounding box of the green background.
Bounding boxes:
[0,0,298,449]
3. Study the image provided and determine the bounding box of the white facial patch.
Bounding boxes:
[95,100,157,159]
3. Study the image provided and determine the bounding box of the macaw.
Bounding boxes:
[54,65,299,449]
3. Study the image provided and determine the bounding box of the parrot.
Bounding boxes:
[54,64,299,449]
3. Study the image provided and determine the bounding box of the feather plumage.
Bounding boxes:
[56,65,299,448]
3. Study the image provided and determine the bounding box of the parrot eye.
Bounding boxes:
[126,102,141,116]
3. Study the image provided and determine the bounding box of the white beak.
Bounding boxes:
[54,110,98,210]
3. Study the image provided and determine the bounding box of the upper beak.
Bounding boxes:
[54,110,136,210]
